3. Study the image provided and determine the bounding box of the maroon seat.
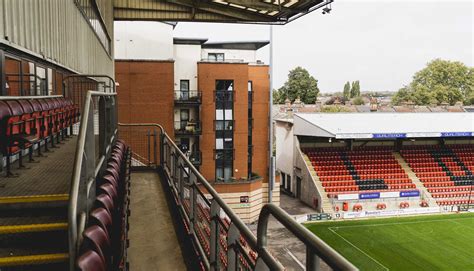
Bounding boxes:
[105,167,120,183]
[90,208,113,237]
[77,250,106,271]
[98,183,118,204]
[100,174,118,188]
[82,225,111,266]
[95,193,115,216]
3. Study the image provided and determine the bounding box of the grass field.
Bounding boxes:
[305,213,474,271]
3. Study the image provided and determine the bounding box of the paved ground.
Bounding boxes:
[128,171,186,271]
[248,193,331,271]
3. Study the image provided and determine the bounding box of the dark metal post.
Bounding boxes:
[0,50,6,96]
[153,129,157,167]
[147,130,151,166]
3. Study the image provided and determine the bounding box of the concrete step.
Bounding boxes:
[393,152,438,207]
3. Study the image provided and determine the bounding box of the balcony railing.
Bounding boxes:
[174,120,202,135]
[174,90,202,104]
[188,150,202,165]
[117,122,357,271]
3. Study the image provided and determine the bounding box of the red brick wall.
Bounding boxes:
[198,63,249,181]
[248,65,270,184]
[115,60,174,163]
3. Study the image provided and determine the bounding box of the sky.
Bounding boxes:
[173,0,473,93]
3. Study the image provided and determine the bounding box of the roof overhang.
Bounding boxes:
[293,113,474,139]
[113,0,332,24]
[202,41,269,50]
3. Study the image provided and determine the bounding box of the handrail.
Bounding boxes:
[68,91,117,271]
[257,204,358,270]
[118,122,356,270]
[118,122,281,268]
[0,95,63,100]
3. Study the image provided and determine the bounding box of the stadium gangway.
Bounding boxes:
[118,123,357,271]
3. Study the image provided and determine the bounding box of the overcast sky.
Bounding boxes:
[173,0,473,93]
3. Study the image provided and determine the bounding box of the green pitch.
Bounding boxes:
[305,213,474,271]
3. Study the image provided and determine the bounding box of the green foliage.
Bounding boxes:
[350,80,361,98]
[393,59,474,105]
[320,105,349,112]
[273,67,320,104]
[352,96,365,105]
[343,81,351,100]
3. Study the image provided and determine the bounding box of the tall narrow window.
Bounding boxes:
[215,80,234,181]
[180,80,190,100]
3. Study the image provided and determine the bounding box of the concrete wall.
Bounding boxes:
[174,44,201,91]
[294,141,323,212]
[275,121,294,178]
[201,49,257,63]
[0,0,114,77]
[115,21,173,60]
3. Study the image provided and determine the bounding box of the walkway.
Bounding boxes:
[128,171,186,271]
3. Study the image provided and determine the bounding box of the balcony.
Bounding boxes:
[174,90,202,105]
[188,150,202,166]
[174,120,202,136]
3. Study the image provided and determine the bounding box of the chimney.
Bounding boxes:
[370,97,378,112]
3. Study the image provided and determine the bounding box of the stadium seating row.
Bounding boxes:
[0,97,79,176]
[76,140,131,271]
[401,145,473,206]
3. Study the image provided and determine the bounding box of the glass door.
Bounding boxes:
[180,80,189,100]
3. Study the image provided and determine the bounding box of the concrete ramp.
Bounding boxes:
[128,172,186,271]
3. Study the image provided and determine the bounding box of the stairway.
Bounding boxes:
[0,195,69,270]
[0,138,77,270]
[393,152,438,207]
[302,154,333,214]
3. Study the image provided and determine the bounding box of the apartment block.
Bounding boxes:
[115,22,279,222]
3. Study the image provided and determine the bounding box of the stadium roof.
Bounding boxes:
[113,0,332,24]
[293,113,474,139]
[202,41,269,50]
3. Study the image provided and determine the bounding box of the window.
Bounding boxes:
[216,80,234,181]
[180,80,190,100]
[209,53,224,62]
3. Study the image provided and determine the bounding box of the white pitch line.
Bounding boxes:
[328,228,389,271]
[328,217,473,230]
[285,248,306,270]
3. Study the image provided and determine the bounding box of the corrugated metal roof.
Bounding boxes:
[113,0,331,24]
[293,113,474,139]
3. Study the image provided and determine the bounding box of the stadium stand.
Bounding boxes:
[0,97,79,177]
[304,146,417,198]
[401,144,474,206]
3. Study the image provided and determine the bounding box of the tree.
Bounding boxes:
[392,59,474,105]
[274,67,319,104]
[343,81,351,100]
[350,80,361,98]
[352,96,365,105]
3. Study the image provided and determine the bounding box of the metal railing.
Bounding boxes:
[174,90,202,103]
[174,120,202,135]
[118,123,357,271]
[68,75,117,271]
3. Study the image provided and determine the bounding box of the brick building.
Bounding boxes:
[115,22,279,222]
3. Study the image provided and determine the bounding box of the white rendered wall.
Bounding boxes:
[115,21,173,60]
[201,49,257,63]
[275,121,294,177]
[174,44,201,90]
